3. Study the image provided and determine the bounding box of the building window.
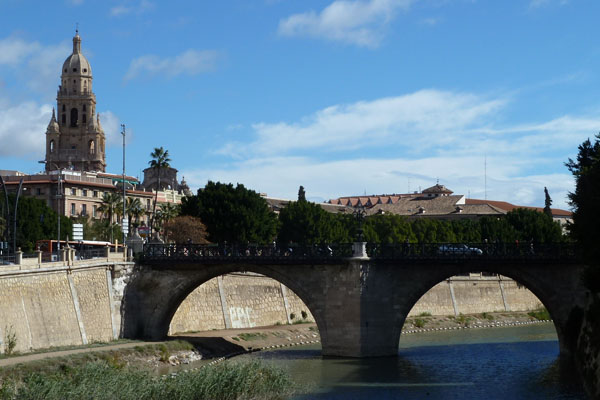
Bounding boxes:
[36,188,42,195]
[146,199,151,210]
[81,204,87,216]
[50,140,55,153]
[70,108,78,127]
[71,188,76,196]
[93,205,97,218]
[82,114,87,124]
[62,114,66,125]
[89,140,95,155]
[82,189,87,197]
[71,203,76,215]
[93,190,98,198]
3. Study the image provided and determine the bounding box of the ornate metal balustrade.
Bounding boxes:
[142,243,354,264]
[141,242,580,265]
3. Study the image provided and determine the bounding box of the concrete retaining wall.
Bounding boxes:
[0,262,132,354]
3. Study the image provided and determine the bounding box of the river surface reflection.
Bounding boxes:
[236,324,586,399]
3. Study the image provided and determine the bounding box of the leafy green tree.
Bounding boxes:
[278,200,351,245]
[148,147,171,234]
[543,187,553,218]
[125,197,144,233]
[504,208,562,243]
[478,216,517,243]
[566,133,600,291]
[363,214,414,243]
[6,194,72,252]
[181,181,277,244]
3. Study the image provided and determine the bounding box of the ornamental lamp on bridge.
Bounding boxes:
[353,205,368,258]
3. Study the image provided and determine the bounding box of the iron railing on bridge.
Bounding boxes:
[141,242,580,264]
[366,242,579,263]
[142,242,579,263]
[142,243,353,264]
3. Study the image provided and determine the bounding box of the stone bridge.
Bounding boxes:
[122,243,588,359]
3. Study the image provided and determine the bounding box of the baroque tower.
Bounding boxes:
[44,31,106,172]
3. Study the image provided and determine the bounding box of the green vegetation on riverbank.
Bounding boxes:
[0,359,294,400]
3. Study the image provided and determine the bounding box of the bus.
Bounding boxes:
[35,239,117,261]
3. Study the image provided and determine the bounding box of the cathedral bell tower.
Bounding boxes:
[44,31,106,172]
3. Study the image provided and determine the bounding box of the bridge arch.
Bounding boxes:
[121,263,329,345]
[383,262,588,358]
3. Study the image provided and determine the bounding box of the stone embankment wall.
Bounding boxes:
[169,273,542,334]
[0,262,133,354]
[408,274,543,316]
[169,273,313,334]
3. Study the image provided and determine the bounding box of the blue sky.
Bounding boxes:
[1,0,599,209]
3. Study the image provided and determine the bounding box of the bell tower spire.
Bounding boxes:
[44,31,106,173]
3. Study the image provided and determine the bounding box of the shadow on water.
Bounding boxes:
[247,340,586,400]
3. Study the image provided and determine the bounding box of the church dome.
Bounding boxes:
[61,32,92,77]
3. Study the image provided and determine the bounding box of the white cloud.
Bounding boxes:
[278,0,415,47]
[124,49,219,80]
[218,90,506,157]
[110,0,155,17]
[0,37,41,66]
[182,156,575,210]
[0,101,52,158]
[200,89,599,210]
[98,110,131,147]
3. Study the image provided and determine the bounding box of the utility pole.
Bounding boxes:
[121,124,127,240]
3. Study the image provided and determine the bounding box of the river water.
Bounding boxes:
[236,324,586,399]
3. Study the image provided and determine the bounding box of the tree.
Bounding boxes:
[125,197,144,233]
[181,181,278,244]
[504,208,563,243]
[566,133,600,291]
[5,194,72,252]
[97,192,122,243]
[543,187,553,218]
[163,215,210,244]
[277,200,351,245]
[363,214,414,244]
[155,202,179,240]
[148,147,171,235]
[298,186,306,202]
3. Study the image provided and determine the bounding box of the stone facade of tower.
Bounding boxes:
[44,32,106,172]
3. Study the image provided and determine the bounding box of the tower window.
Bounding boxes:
[73,68,77,72]
[83,68,87,73]
[62,105,66,112]
[82,114,87,124]
[82,105,86,111]
[89,140,95,155]
[70,108,78,127]
[64,69,67,72]
[50,140,55,153]
[61,114,66,125]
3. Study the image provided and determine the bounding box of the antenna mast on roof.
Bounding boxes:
[484,155,487,201]
[76,22,79,34]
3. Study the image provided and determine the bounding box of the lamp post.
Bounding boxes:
[39,161,62,254]
[121,124,127,240]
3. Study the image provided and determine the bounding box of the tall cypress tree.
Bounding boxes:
[543,187,553,218]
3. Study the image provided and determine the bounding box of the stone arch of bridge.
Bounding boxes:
[383,262,587,358]
[121,263,328,345]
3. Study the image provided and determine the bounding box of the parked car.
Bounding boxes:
[438,244,483,256]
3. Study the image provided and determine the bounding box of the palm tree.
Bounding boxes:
[126,197,145,234]
[157,202,179,241]
[98,192,122,243]
[148,147,171,235]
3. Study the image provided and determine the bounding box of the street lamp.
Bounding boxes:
[39,161,62,255]
[121,124,127,240]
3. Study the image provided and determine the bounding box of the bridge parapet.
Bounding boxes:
[140,242,580,265]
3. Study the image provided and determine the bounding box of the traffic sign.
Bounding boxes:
[72,223,84,240]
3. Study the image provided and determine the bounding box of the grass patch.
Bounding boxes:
[528,307,551,321]
[237,333,268,341]
[0,359,296,400]
[456,313,473,326]
[481,312,494,320]
[291,319,312,325]
[418,312,432,317]
[413,319,426,328]
[0,339,140,360]
[308,326,318,332]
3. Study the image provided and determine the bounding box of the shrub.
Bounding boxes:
[414,319,426,328]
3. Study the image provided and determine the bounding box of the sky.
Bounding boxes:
[1,0,599,210]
